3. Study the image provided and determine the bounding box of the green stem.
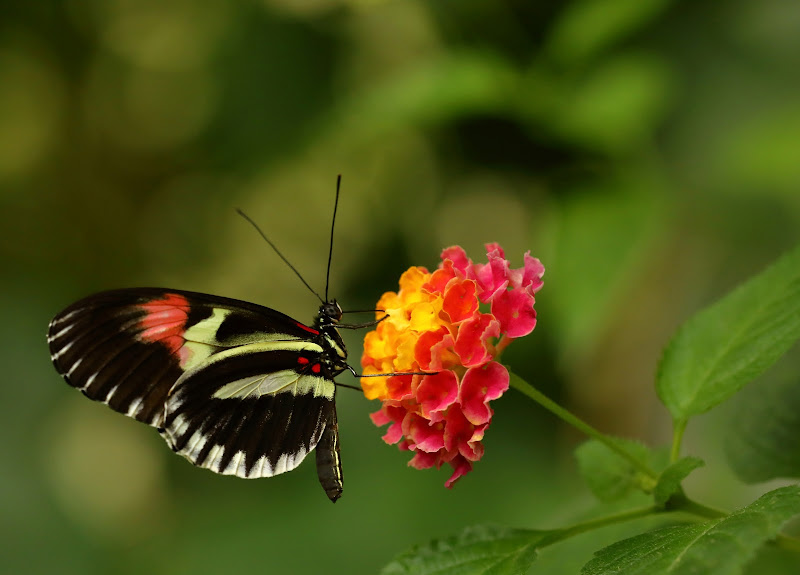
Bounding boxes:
[494,334,513,360]
[670,418,687,463]
[673,496,727,520]
[538,506,662,548]
[509,372,657,480]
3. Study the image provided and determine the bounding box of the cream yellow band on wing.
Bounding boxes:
[212,370,333,400]
[204,340,333,400]
[183,308,307,347]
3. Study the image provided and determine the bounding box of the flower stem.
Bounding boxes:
[508,371,657,480]
[672,496,726,519]
[494,335,513,359]
[539,506,660,548]
[670,418,687,463]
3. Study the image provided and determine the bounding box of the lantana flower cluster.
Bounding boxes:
[361,244,545,487]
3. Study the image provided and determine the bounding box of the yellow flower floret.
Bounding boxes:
[362,266,453,399]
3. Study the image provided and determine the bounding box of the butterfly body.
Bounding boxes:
[48,288,346,501]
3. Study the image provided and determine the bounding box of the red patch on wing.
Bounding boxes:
[312,364,321,374]
[296,322,319,335]
[298,357,310,365]
[138,293,190,356]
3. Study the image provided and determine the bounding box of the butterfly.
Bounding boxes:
[47,177,401,502]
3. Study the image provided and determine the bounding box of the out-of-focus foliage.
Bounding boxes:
[1,0,799,573]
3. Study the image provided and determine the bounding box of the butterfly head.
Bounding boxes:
[317,300,343,327]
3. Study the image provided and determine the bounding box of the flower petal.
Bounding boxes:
[508,251,545,294]
[371,405,407,445]
[474,245,511,303]
[491,288,537,338]
[416,371,459,420]
[459,362,510,425]
[442,278,478,324]
[425,261,455,295]
[361,367,388,400]
[406,300,440,332]
[441,246,473,278]
[454,313,500,367]
[386,374,414,401]
[398,266,431,294]
[413,327,456,371]
[405,413,446,452]
[409,450,439,470]
[444,456,473,488]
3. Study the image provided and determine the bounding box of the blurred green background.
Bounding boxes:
[2,0,800,573]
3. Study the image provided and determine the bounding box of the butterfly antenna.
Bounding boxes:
[235,208,324,303]
[325,175,342,303]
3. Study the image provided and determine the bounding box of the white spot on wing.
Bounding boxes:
[51,340,75,361]
[84,372,98,391]
[249,448,307,478]
[150,411,165,428]
[205,444,225,473]
[126,396,143,418]
[183,430,208,462]
[224,451,247,477]
[52,309,81,325]
[251,455,270,478]
[284,449,306,474]
[274,453,291,475]
[166,392,183,412]
[66,358,83,377]
[171,414,190,436]
[50,323,76,342]
[103,384,119,404]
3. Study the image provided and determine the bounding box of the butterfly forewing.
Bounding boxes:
[47,288,345,501]
[48,291,188,425]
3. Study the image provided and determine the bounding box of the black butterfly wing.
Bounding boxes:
[160,340,341,500]
[47,288,321,426]
[47,288,344,501]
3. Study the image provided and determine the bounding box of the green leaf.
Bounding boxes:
[653,457,704,506]
[380,525,547,575]
[581,485,800,575]
[725,373,800,484]
[575,439,655,502]
[656,244,800,423]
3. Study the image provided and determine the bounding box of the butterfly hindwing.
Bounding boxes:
[161,341,336,481]
[48,288,346,501]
